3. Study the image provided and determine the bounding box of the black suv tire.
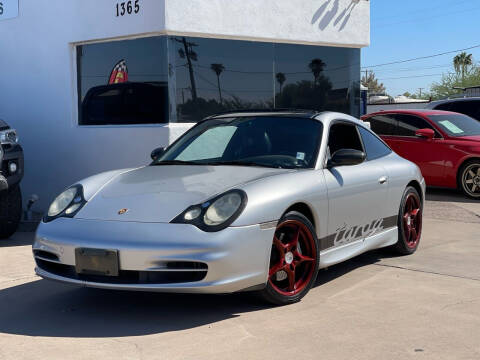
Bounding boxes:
[0,185,22,239]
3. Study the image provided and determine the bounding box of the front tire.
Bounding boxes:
[0,185,22,239]
[258,211,319,305]
[459,160,480,199]
[394,186,422,255]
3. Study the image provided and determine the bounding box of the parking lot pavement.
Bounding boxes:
[0,190,479,360]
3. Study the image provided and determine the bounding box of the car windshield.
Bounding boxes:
[153,116,323,169]
[428,114,480,137]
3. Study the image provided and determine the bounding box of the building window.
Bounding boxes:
[169,37,274,123]
[77,37,168,125]
[76,35,361,125]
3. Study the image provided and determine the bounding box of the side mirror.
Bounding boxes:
[415,128,435,139]
[151,147,165,160]
[328,149,366,167]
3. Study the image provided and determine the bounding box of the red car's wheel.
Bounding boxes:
[459,161,480,199]
[394,186,422,255]
[259,211,319,305]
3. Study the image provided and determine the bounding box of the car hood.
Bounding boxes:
[76,165,291,223]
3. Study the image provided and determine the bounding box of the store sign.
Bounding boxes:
[0,0,18,21]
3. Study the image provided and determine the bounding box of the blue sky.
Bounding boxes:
[362,0,480,97]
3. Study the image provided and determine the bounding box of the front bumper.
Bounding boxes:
[33,218,276,293]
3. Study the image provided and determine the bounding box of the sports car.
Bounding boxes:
[33,110,425,305]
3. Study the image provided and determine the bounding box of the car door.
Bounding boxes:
[388,114,447,186]
[322,121,389,256]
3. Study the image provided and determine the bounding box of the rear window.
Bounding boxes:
[428,114,480,137]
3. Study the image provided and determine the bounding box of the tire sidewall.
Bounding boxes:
[459,161,480,199]
[260,211,320,305]
[0,185,22,239]
[396,186,422,255]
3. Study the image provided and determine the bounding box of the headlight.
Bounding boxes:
[44,185,86,222]
[204,192,243,226]
[0,129,18,144]
[171,190,247,232]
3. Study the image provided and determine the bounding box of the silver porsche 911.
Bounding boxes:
[33,110,425,305]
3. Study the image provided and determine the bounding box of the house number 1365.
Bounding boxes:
[116,0,140,17]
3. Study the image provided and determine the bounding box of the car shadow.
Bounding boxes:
[0,249,388,338]
[426,188,479,204]
[0,232,34,248]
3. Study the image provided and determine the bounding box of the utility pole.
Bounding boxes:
[174,37,198,101]
[418,88,424,98]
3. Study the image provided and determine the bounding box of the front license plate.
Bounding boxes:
[75,248,119,276]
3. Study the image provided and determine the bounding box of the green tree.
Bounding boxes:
[429,55,480,100]
[210,63,225,103]
[308,59,326,85]
[361,70,386,94]
[402,91,411,97]
[453,52,473,82]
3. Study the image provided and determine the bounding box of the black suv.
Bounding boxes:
[0,119,23,239]
[427,97,480,121]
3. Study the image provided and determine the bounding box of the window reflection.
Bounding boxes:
[76,35,361,125]
[274,44,360,118]
[170,37,274,123]
[78,37,168,125]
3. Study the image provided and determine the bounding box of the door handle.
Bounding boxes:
[378,176,388,184]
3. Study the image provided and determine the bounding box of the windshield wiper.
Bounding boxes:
[203,161,281,169]
[152,160,203,166]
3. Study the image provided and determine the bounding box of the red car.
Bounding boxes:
[362,109,480,199]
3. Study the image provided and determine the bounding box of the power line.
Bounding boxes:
[375,6,480,28]
[362,44,480,69]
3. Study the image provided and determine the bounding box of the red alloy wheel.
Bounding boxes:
[402,193,422,249]
[268,219,317,296]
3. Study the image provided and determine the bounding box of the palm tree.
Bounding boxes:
[210,63,225,103]
[308,58,326,85]
[453,52,473,82]
[276,72,286,94]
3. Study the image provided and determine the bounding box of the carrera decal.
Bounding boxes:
[320,215,397,251]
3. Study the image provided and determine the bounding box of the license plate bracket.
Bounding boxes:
[75,248,119,277]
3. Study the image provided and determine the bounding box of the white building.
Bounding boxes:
[0,0,370,213]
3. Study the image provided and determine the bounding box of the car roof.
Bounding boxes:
[428,97,480,107]
[364,109,461,117]
[207,109,321,119]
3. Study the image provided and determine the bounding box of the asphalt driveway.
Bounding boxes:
[0,188,479,360]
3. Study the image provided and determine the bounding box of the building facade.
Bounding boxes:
[0,0,370,212]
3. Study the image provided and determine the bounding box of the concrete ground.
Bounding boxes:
[0,188,479,360]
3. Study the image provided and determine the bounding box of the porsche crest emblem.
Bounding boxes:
[118,208,129,215]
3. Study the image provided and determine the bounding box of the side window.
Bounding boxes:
[366,115,397,136]
[358,126,392,161]
[328,122,364,157]
[434,102,451,111]
[449,101,480,121]
[395,114,437,137]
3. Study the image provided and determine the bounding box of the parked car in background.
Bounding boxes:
[426,97,480,121]
[0,119,24,238]
[362,109,480,199]
[33,110,424,305]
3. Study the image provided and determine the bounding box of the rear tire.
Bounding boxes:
[458,160,480,199]
[258,211,319,305]
[394,186,422,255]
[0,185,22,239]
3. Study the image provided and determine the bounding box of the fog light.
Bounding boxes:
[8,161,17,174]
